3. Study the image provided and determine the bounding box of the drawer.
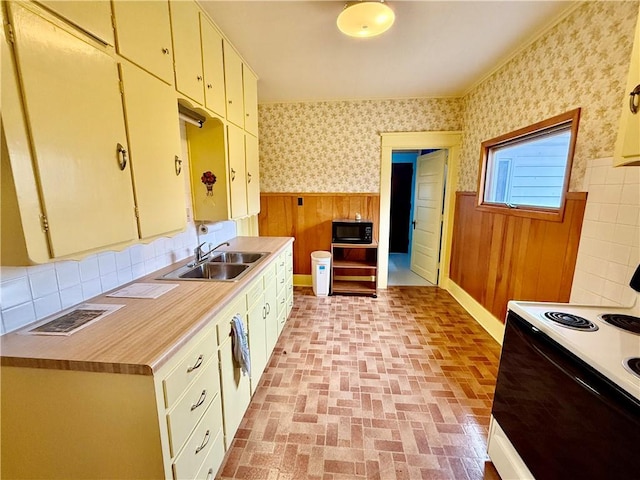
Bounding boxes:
[164,329,217,409]
[276,251,287,273]
[215,295,245,346]
[194,427,225,480]
[245,276,263,310]
[167,358,220,457]
[287,291,293,317]
[276,268,287,294]
[172,394,223,480]
[262,260,276,286]
[277,302,287,334]
[277,289,287,317]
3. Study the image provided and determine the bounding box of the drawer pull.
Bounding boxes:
[280,278,285,284]
[191,389,207,411]
[195,429,210,454]
[206,468,214,480]
[266,302,271,315]
[262,306,266,320]
[187,354,204,373]
[280,298,285,305]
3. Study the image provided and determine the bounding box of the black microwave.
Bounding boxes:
[332,219,373,244]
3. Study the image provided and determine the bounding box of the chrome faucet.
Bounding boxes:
[193,241,230,266]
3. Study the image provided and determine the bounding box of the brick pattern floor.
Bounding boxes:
[217,287,503,480]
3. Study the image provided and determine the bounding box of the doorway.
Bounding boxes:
[378,132,462,290]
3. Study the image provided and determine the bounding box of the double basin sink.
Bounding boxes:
[160,251,269,282]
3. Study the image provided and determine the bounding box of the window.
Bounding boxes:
[477,109,580,221]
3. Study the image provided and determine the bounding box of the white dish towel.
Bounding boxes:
[231,315,251,377]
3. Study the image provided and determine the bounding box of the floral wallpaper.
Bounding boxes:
[258,98,463,192]
[458,1,639,192]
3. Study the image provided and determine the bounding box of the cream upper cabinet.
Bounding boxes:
[119,62,186,239]
[227,125,248,218]
[200,14,226,117]
[112,0,174,85]
[7,3,137,258]
[245,133,260,216]
[37,0,114,45]
[614,5,640,167]
[223,41,245,128]
[243,66,259,136]
[169,0,204,105]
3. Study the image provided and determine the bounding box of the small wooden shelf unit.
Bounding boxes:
[330,242,378,297]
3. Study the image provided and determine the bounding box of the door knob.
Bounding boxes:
[412,220,416,230]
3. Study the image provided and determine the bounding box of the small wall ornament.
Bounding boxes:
[201,171,217,196]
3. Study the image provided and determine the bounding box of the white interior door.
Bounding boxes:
[410,150,447,284]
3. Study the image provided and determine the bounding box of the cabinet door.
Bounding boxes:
[38,0,114,45]
[169,0,204,105]
[112,1,174,85]
[227,125,248,218]
[200,15,226,117]
[119,62,186,239]
[245,133,260,216]
[247,294,268,394]
[243,66,259,136]
[614,6,640,166]
[218,337,250,448]
[223,41,245,127]
[9,3,137,258]
[264,277,278,356]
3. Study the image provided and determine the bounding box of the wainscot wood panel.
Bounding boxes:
[450,192,587,322]
[259,193,380,275]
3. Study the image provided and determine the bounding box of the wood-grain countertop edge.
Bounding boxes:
[0,236,294,376]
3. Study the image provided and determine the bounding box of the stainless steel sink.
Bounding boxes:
[159,251,270,282]
[210,251,267,264]
[179,263,249,280]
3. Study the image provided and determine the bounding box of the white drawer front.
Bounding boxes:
[194,427,225,480]
[167,358,220,457]
[172,394,223,480]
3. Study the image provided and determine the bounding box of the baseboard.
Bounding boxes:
[293,274,312,286]
[443,279,505,345]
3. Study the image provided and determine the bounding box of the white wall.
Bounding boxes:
[570,158,640,314]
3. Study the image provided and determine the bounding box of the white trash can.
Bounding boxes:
[311,251,331,296]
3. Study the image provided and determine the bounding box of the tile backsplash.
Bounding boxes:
[570,158,640,314]
[0,220,237,335]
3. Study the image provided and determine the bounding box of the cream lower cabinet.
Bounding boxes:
[4,2,138,260]
[276,246,294,334]
[215,293,251,448]
[246,283,268,394]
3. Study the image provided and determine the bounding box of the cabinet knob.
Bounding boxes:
[228,100,233,104]
[247,172,252,183]
[230,168,236,181]
[175,155,182,176]
[197,75,203,82]
[207,83,213,89]
[630,84,640,114]
[162,47,169,55]
[116,143,127,171]
[246,113,250,117]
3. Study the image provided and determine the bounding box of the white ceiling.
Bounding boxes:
[199,1,574,104]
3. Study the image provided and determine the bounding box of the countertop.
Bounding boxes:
[0,236,294,376]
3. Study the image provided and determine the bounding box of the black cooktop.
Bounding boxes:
[624,357,640,378]
[543,311,599,331]
[600,314,640,335]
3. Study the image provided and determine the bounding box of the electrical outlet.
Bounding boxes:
[298,197,303,206]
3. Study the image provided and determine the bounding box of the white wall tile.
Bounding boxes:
[115,250,132,271]
[28,269,59,299]
[590,166,609,184]
[624,167,640,184]
[79,256,100,281]
[607,244,631,266]
[55,261,81,290]
[129,245,145,266]
[1,277,33,309]
[81,278,102,300]
[605,166,626,185]
[0,267,28,281]
[117,268,133,285]
[60,285,84,309]
[34,293,62,320]
[616,205,639,226]
[100,272,119,293]
[620,183,640,205]
[2,301,36,333]
[98,252,117,275]
[131,262,146,280]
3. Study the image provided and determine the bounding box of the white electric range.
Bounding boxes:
[488,299,640,480]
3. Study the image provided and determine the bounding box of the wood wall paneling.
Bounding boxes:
[259,193,380,275]
[449,192,586,322]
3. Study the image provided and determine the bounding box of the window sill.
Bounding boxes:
[475,192,587,222]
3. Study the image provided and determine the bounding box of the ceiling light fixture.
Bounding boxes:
[337,1,395,38]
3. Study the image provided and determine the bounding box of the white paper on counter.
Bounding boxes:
[106,283,179,299]
[24,303,125,336]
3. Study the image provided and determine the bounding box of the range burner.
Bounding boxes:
[543,311,599,331]
[599,314,640,335]
[623,357,640,379]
